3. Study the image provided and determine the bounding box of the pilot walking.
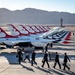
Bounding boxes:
[53,52,61,69]
[41,51,50,68]
[63,53,70,70]
[17,49,22,64]
[31,50,37,66]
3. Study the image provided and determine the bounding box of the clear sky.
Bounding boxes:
[0,0,75,13]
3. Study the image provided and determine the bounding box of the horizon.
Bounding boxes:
[0,7,75,25]
[0,7,75,14]
[0,0,75,13]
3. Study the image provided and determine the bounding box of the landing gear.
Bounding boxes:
[50,43,53,48]
[45,43,53,52]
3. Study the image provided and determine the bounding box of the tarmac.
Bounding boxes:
[0,44,75,75]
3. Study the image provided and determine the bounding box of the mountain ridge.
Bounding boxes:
[0,8,75,25]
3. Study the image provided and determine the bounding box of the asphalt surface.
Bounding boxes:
[0,44,75,75]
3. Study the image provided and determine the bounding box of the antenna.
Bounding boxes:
[60,18,63,27]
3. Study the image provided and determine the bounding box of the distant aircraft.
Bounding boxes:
[7,24,71,48]
[0,26,57,49]
[8,24,50,37]
[17,25,49,36]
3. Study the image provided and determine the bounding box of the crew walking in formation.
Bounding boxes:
[16,47,71,71]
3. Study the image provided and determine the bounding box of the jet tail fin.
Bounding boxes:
[7,24,20,36]
[0,27,17,38]
[65,32,71,40]
[60,32,71,44]
[7,24,29,36]
[18,25,30,35]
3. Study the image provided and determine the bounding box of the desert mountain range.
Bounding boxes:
[0,8,75,25]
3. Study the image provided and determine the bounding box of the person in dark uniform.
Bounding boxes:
[17,49,22,64]
[73,32,74,36]
[53,52,61,69]
[63,53,70,70]
[41,51,50,68]
[48,52,51,60]
[45,45,48,51]
[31,50,37,66]
[50,43,53,48]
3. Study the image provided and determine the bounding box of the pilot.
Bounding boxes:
[41,51,50,68]
[17,48,23,64]
[31,50,37,66]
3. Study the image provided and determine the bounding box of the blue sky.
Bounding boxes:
[0,0,75,13]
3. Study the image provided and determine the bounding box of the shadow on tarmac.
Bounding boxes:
[0,52,18,64]
[0,51,75,75]
[56,68,75,75]
[34,66,52,74]
[34,66,75,75]
[21,64,35,72]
